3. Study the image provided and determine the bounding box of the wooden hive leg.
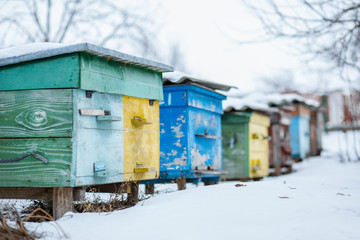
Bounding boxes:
[52,187,73,220]
[145,184,155,195]
[176,178,186,191]
[127,181,139,204]
[204,181,218,186]
[274,166,281,176]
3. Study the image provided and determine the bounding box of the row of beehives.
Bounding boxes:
[148,75,323,186]
[0,43,323,218]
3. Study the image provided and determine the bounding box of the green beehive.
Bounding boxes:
[0,43,172,219]
[222,112,270,180]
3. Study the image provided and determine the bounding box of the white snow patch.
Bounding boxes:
[1,131,359,240]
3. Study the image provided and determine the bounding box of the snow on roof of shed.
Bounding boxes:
[0,42,173,72]
[163,71,236,91]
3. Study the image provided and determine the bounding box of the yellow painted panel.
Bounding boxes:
[123,96,160,181]
[250,113,270,127]
[249,113,270,178]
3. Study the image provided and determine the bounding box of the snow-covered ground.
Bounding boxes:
[5,130,360,239]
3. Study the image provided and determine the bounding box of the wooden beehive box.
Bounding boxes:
[142,74,233,191]
[289,103,311,160]
[268,107,293,175]
[0,43,172,218]
[222,112,270,180]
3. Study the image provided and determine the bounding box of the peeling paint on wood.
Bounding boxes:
[157,84,226,183]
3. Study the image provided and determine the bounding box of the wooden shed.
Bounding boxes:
[0,43,172,218]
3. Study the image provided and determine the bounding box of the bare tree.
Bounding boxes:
[242,0,360,80]
[258,71,296,92]
[167,42,188,72]
[0,0,159,58]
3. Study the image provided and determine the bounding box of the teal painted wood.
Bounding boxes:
[0,89,73,138]
[0,52,164,100]
[80,53,163,100]
[72,90,124,186]
[0,54,80,91]
[0,138,72,187]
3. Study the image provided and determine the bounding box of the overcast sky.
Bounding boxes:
[1,0,353,93]
[150,0,351,94]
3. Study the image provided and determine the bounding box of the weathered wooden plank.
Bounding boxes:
[0,138,72,187]
[0,89,73,138]
[73,89,123,130]
[0,54,80,91]
[72,128,124,186]
[122,96,159,182]
[53,187,73,220]
[0,187,52,200]
[72,90,124,186]
[80,53,164,100]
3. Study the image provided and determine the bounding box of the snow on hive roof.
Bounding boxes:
[163,71,236,91]
[223,96,277,113]
[0,42,173,72]
[223,92,320,112]
[271,93,320,107]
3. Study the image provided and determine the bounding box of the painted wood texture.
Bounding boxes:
[222,112,270,179]
[159,106,189,172]
[158,85,225,181]
[72,90,124,186]
[248,113,270,178]
[290,116,310,159]
[189,109,222,171]
[80,53,164,100]
[0,138,72,187]
[0,52,164,100]
[222,113,249,179]
[0,89,73,138]
[0,54,80,91]
[123,96,159,181]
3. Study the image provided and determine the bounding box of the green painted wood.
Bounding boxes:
[80,53,164,100]
[0,52,163,100]
[222,114,250,179]
[0,54,80,91]
[0,89,73,138]
[0,138,72,187]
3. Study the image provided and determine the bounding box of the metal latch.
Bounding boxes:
[131,116,152,125]
[134,162,156,173]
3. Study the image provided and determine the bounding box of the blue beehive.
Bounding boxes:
[143,73,233,189]
[289,104,311,159]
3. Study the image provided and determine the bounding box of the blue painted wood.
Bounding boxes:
[155,84,226,183]
[290,116,310,159]
[72,90,124,186]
